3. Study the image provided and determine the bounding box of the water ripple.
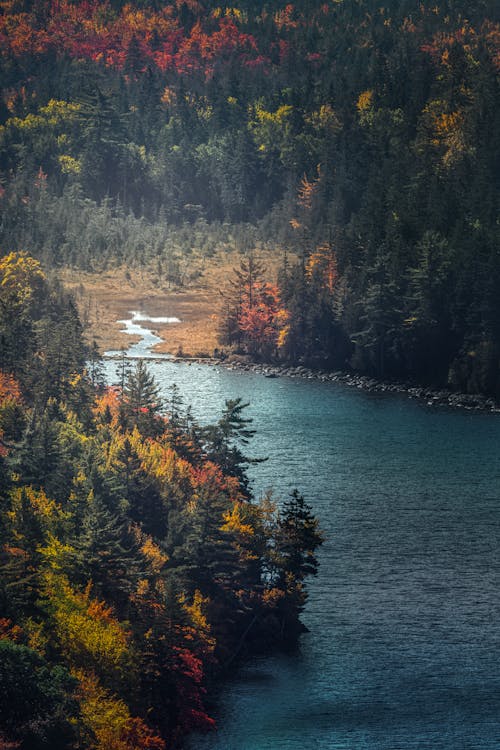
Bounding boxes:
[102,331,500,750]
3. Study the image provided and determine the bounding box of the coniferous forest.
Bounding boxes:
[0,0,500,746]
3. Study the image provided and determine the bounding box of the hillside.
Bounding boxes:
[0,250,323,749]
[0,0,499,391]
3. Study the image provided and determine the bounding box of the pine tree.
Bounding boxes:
[73,490,142,614]
[275,490,323,585]
[121,359,163,436]
[201,398,262,497]
[116,436,168,538]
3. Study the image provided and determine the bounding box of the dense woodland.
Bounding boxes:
[0,0,499,392]
[0,251,323,748]
[0,2,499,746]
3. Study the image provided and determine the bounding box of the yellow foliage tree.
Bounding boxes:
[76,670,165,750]
[42,572,133,687]
[0,251,45,307]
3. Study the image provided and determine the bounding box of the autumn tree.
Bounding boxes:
[218,257,289,359]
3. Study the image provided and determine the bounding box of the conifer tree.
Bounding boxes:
[121,359,163,436]
[201,398,261,497]
[276,490,323,585]
[73,490,142,614]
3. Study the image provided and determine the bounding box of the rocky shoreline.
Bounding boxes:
[104,315,500,414]
[170,354,500,413]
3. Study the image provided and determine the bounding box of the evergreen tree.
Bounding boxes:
[121,359,163,435]
[275,490,323,585]
[116,435,168,538]
[201,398,261,497]
[73,490,142,614]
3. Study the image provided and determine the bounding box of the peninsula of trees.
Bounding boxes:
[0,251,323,748]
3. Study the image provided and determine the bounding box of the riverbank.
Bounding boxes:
[65,262,500,415]
[61,262,220,354]
[101,317,500,750]
[177,337,500,750]
[165,354,500,413]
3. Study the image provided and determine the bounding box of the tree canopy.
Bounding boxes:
[0,251,322,748]
[0,0,497,392]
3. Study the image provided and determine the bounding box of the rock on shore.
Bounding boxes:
[170,355,500,413]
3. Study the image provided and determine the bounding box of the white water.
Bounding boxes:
[127,311,181,324]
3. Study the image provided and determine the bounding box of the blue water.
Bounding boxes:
[103,331,500,750]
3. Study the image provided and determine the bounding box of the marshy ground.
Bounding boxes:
[61,250,267,356]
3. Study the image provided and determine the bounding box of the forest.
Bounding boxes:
[0,0,499,391]
[0,0,499,392]
[0,250,323,748]
[0,1,499,746]
[1,2,499,746]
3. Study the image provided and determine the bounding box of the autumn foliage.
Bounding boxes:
[0,1,263,77]
[0,252,322,748]
[219,257,290,358]
[0,0,499,391]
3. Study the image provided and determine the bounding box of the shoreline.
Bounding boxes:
[106,337,500,413]
[219,361,500,413]
[87,286,500,416]
[169,355,500,413]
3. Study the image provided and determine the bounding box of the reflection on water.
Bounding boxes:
[102,319,500,750]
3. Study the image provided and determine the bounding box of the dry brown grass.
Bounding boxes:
[61,249,283,356]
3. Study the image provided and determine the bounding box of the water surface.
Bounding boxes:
[102,326,500,750]
[104,310,179,359]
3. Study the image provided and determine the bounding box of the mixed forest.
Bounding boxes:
[1,1,499,746]
[0,250,323,748]
[0,0,499,392]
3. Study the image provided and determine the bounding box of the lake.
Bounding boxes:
[103,318,500,750]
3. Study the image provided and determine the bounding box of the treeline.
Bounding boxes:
[0,0,499,392]
[0,252,322,749]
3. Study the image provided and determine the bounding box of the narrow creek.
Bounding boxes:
[103,311,500,750]
[104,310,180,359]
